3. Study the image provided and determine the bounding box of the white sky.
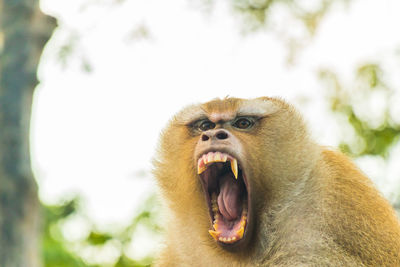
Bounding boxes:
[33,0,400,257]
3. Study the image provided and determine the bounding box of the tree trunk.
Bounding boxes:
[0,0,56,266]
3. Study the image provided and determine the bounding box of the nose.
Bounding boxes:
[201,129,229,142]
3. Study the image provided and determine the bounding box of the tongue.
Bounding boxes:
[217,172,242,221]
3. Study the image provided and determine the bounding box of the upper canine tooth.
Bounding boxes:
[198,158,206,174]
[198,165,206,174]
[230,158,238,179]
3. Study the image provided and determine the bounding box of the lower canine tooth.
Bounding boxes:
[237,227,244,238]
[209,230,220,241]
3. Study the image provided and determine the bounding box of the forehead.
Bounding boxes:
[175,97,282,124]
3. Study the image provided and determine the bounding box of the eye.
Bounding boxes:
[198,120,216,131]
[233,118,253,129]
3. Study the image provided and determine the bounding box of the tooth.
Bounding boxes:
[203,154,208,164]
[227,237,231,242]
[213,222,219,231]
[230,158,238,179]
[212,201,218,208]
[215,152,221,161]
[222,154,228,162]
[241,218,246,227]
[237,227,244,238]
[222,237,227,242]
[218,237,223,241]
[198,165,206,174]
[213,224,218,231]
[207,153,213,163]
[209,230,220,241]
[232,236,236,241]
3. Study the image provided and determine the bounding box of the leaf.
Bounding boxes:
[86,231,113,245]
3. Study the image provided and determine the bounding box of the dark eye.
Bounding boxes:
[233,118,253,129]
[198,120,216,131]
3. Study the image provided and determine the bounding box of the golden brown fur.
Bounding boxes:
[153,97,400,266]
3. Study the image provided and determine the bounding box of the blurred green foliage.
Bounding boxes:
[40,1,400,266]
[319,64,400,158]
[42,196,162,267]
[222,0,354,63]
[224,0,351,33]
[43,199,94,267]
[86,231,113,246]
[227,0,400,160]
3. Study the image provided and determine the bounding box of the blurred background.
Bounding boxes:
[1,0,400,266]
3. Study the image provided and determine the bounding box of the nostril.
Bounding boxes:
[216,131,228,140]
[202,134,210,141]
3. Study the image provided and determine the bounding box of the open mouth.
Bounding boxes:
[197,151,249,245]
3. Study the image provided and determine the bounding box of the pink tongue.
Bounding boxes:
[217,173,241,221]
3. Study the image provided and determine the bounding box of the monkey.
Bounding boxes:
[153,97,400,266]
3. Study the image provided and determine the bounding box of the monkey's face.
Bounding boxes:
[156,97,306,250]
[195,121,250,247]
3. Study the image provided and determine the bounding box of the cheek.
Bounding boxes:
[238,135,273,186]
[161,127,197,157]
[240,135,267,156]
[158,132,201,190]
[156,160,203,216]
